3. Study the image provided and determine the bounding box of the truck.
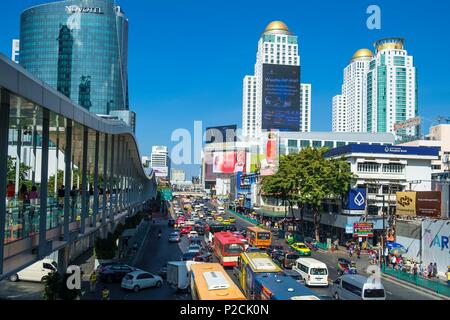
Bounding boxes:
[166,261,202,292]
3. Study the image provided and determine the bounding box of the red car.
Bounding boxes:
[180,226,193,234]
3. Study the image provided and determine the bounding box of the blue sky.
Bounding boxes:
[1,0,450,179]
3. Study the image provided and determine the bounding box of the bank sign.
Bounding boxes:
[422,219,450,275]
[343,188,366,214]
[65,5,103,14]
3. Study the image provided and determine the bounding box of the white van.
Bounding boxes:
[217,206,225,214]
[10,259,58,283]
[332,274,386,300]
[292,258,328,287]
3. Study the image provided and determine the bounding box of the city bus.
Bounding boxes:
[254,273,320,300]
[213,232,245,267]
[190,263,246,300]
[204,221,237,243]
[235,252,282,299]
[246,226,272,249]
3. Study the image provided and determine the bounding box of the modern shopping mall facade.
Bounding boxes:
[19,0,129,115]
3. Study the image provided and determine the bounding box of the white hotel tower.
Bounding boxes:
[242,21,311,137]
[333,38,418,137]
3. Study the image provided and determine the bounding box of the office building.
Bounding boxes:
[151,146,170,178]
[19,0,129,115]
[332,39,418,138]
[11,39,20,63]
[242,21,311,137]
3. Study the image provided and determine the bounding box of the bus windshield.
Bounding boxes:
[257,232,271,240]
[225,243,244,254]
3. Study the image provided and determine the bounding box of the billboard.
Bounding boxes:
[249,131,279,176]
[342,188,367,213]
[421,219,450,276]
[206,125,237,144]
[396,192,416,217]
[394,117,421,131]
[353,222,374,238]
[396,191,441,217]
[262,64,301,131]
[416,191,441,218]
[212,151,246,174]
[152,166,168,177]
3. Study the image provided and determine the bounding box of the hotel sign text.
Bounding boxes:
[65,6,103,14]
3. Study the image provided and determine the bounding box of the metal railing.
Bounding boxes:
[382,265,450,298]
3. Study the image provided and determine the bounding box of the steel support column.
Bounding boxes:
[80,127,88,234]
[102,134,108,223]
[109,135,115,220]
[0,89,11,274]
[93,131,100,227]
[63,120,73,242]
[38,109,50,258]
[114,136,120,214]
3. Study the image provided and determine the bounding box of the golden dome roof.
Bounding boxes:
[263,21,291,35]
[351,48,374,61]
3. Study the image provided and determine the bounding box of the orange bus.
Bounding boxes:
[246,226,272,249]
[213,232,245,267]
[190,263,246,300]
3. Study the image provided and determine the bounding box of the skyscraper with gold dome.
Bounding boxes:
[333,38,418,137]
[242,21,311,137]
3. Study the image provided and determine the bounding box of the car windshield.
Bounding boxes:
[286,254,300,260]
[364,289,385,298]
[311,268,328,275]
[257,232,271,240]
[297,244,307,249]
[124,274,133,280]
[170,233,179,236]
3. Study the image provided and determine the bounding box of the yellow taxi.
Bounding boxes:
[290,242,311,256]
[228,216,236,223]
[222,219,231,225]
[215,216,224,222]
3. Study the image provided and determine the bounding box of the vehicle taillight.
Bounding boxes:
[308,275,311,281]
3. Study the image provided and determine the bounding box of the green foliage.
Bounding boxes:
[7,155,32,187]
[43,271,80,300]
[43,271,60,300]
[94,232,117,259]
[261,147,355,241]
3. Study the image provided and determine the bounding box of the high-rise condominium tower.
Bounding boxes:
[242,21,311,137]
[332,38,418,137]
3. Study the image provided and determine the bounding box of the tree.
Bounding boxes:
[7,155,32,188]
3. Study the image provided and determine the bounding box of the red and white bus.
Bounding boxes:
[213,232,245,267]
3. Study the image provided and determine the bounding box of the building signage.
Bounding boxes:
[342,188,366,213]
[396,191,441,218]
[325,144,440,158]
[353,222,374,238]
[65,6,103,14]
[396,192,416,217]
[416,191,441,218]
[345,224,354,234]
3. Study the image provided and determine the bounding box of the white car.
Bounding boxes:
[188,231,199,239]
[121,271,163,292]
[188,244,202,252]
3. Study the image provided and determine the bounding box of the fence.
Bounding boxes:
[228,210,259,225]
[382,265,450,298]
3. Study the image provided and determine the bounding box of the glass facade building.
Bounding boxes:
[19,0,129,115]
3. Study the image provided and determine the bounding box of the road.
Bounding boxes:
[0,199,442,300]
[206,202,440,300]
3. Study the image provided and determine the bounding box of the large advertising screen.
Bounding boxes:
[396,191,441,217]
[262,64,301,131]
[206,125,237,144]
[152,166,168,177]
[212,151,246,174]
[249,131,279,176]
[422,219,449,275]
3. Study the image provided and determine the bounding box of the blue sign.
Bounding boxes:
[343,188,366,211]
[325,144,440,158]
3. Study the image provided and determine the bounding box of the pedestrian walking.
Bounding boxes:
[391,255,397,269]
[413,264,418,277]
[89,271,97,293]
[446,266,450,286]
[427,263,433,278]
[433,262,438,278]
[356,246,361,259]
